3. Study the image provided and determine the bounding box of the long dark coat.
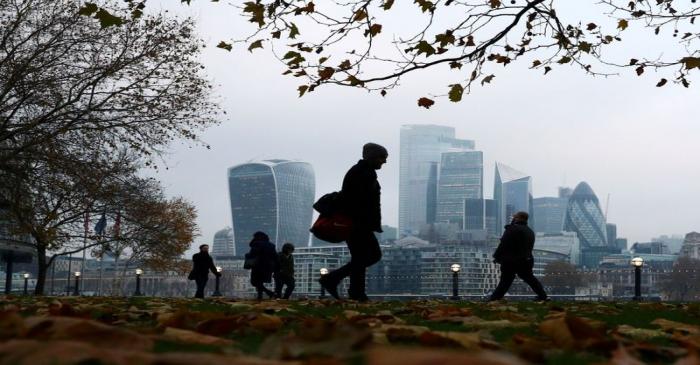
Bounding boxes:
[190,252,218,280]
[248,239,279,286]
[492,221,536,265]
[341,159,382,232]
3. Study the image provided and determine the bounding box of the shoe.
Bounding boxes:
[535,297,551,303]
[349,293,370,302]
[318,276,340,300]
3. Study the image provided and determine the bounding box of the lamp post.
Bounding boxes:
[451,264,461,300]
[134,269,143,296]
[212,266,223,297]
[23,273,30,295]
[319,268,329,298]
[631,257,644,301]
[72,271,81,296]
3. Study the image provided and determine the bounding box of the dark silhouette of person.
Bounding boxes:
[274,243,296,299]
[247,231,279,300]
[319,142,387,302]
[490,211,548,301]
[190,244,220,299]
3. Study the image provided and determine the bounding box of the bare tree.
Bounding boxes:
[542,260,586,294]
[660,256,700,301]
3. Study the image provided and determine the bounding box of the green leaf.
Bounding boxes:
[78,3,98,16]
[448,84,464,102]
[216,41,233,51]
[417,97,435,109]
[95,9,124,28]
[247,40,263,52]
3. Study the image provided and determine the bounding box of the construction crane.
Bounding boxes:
[604,193,610,221]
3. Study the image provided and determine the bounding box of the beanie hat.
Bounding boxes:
[362,143,388,160]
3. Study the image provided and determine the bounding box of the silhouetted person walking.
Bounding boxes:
[319,143,387,302]
[490,211,548,301]
[274,243,296,299]
[189,244,221,299]
[247,231,278,300]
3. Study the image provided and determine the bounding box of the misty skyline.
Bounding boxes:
[148,2,700,252]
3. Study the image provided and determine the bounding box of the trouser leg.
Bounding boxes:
[274,277,283,298]
[490,265,516,300]
[347,230,382,298]
[283,278,295,299]
[517,261,548,300]
[195,278,207,298]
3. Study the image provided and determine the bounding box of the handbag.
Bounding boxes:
[243,252,257,269]
[310,213,353,243]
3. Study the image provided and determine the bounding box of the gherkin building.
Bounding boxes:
[564,182,608,248]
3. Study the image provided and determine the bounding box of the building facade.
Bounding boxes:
[680,232,700,259]
[535,232,580,266]
[532,197,568,234]
[563,182,614,268]
[464,198,499,238]
[398,125,474,237]
[228,160,315,254]
[435,150,483,228]
[493,162,533,232]
[211,227,235,258]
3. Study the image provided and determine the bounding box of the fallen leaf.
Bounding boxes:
[161,327,235,346]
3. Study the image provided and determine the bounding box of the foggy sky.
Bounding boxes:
[148,2,700,254]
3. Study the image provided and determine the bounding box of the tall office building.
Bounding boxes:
[399,125,474,237]
[493,162,533,231]
[436,150,483,228]
[425,162,439,225]
[464,198,499,238]
[532,197,568,233]
[606,223,617,248]
[563,182,613,268]
[228,160,315,254]
[212,227,234,257]
[558,187,573,199]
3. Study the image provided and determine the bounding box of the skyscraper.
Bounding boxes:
[464,198,499,238]
[533,197,568,233]
[211,227,234,257]
[436,150,483,228]
[563,182,612,267]
[228,160,315,254]
[399,125,474,236]
[606,223,617,248]
[493,162,533,231]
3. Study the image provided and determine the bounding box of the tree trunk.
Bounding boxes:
[34,244,47,295]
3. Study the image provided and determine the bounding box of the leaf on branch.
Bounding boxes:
[532,60,542,68]
[338,60,352,70]
[383,0,395,10]
[243,1,266,27]
[365,24,383,37]
[448,84,464,102]
[578,42,592,53]
[294,2,315,15]
[247,40,263,52]
[681,57,700,70]
[557,56,572,64]
[271,31,281,39]
[354,9,368,21]
[631,10,646,17]
[489,0,502,9]
[617,19,629,31]
[289,23,300,39]
[417,97,435,109]
[544,66,552,74]
[346,75,365,86]
[95,9,124,28]
[586,23,597,31]
[436,31,456,47]
[318,67,335,80]
[481,74,495,85]
[319,57,329,64]
[449,62,462,69]
[78,3,99,16]
[635,66,644,75]
[381,90,387,97]
[656,78,667,87]
[217,41,233,51]
[465,35,475,47]
[298,85,309,97]
[415,0,435,13]
[416,41,436,57]
[629,58,638,65]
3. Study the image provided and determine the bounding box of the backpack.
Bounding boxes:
[310,192,353,243]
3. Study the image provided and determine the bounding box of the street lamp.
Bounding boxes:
[631,257,644,301]
[72,271,81,296]
[451,264,461,300]
[319,268,329,298]
[134,269,143,296]
[212,266,223,297]
[23,273,30,295]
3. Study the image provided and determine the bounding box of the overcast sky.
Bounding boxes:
[148,1,700,253]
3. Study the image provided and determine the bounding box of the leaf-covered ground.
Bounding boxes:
[1,297,700,364]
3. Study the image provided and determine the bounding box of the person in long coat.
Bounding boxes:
[189,244,220,298]
[248,231,279,300]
